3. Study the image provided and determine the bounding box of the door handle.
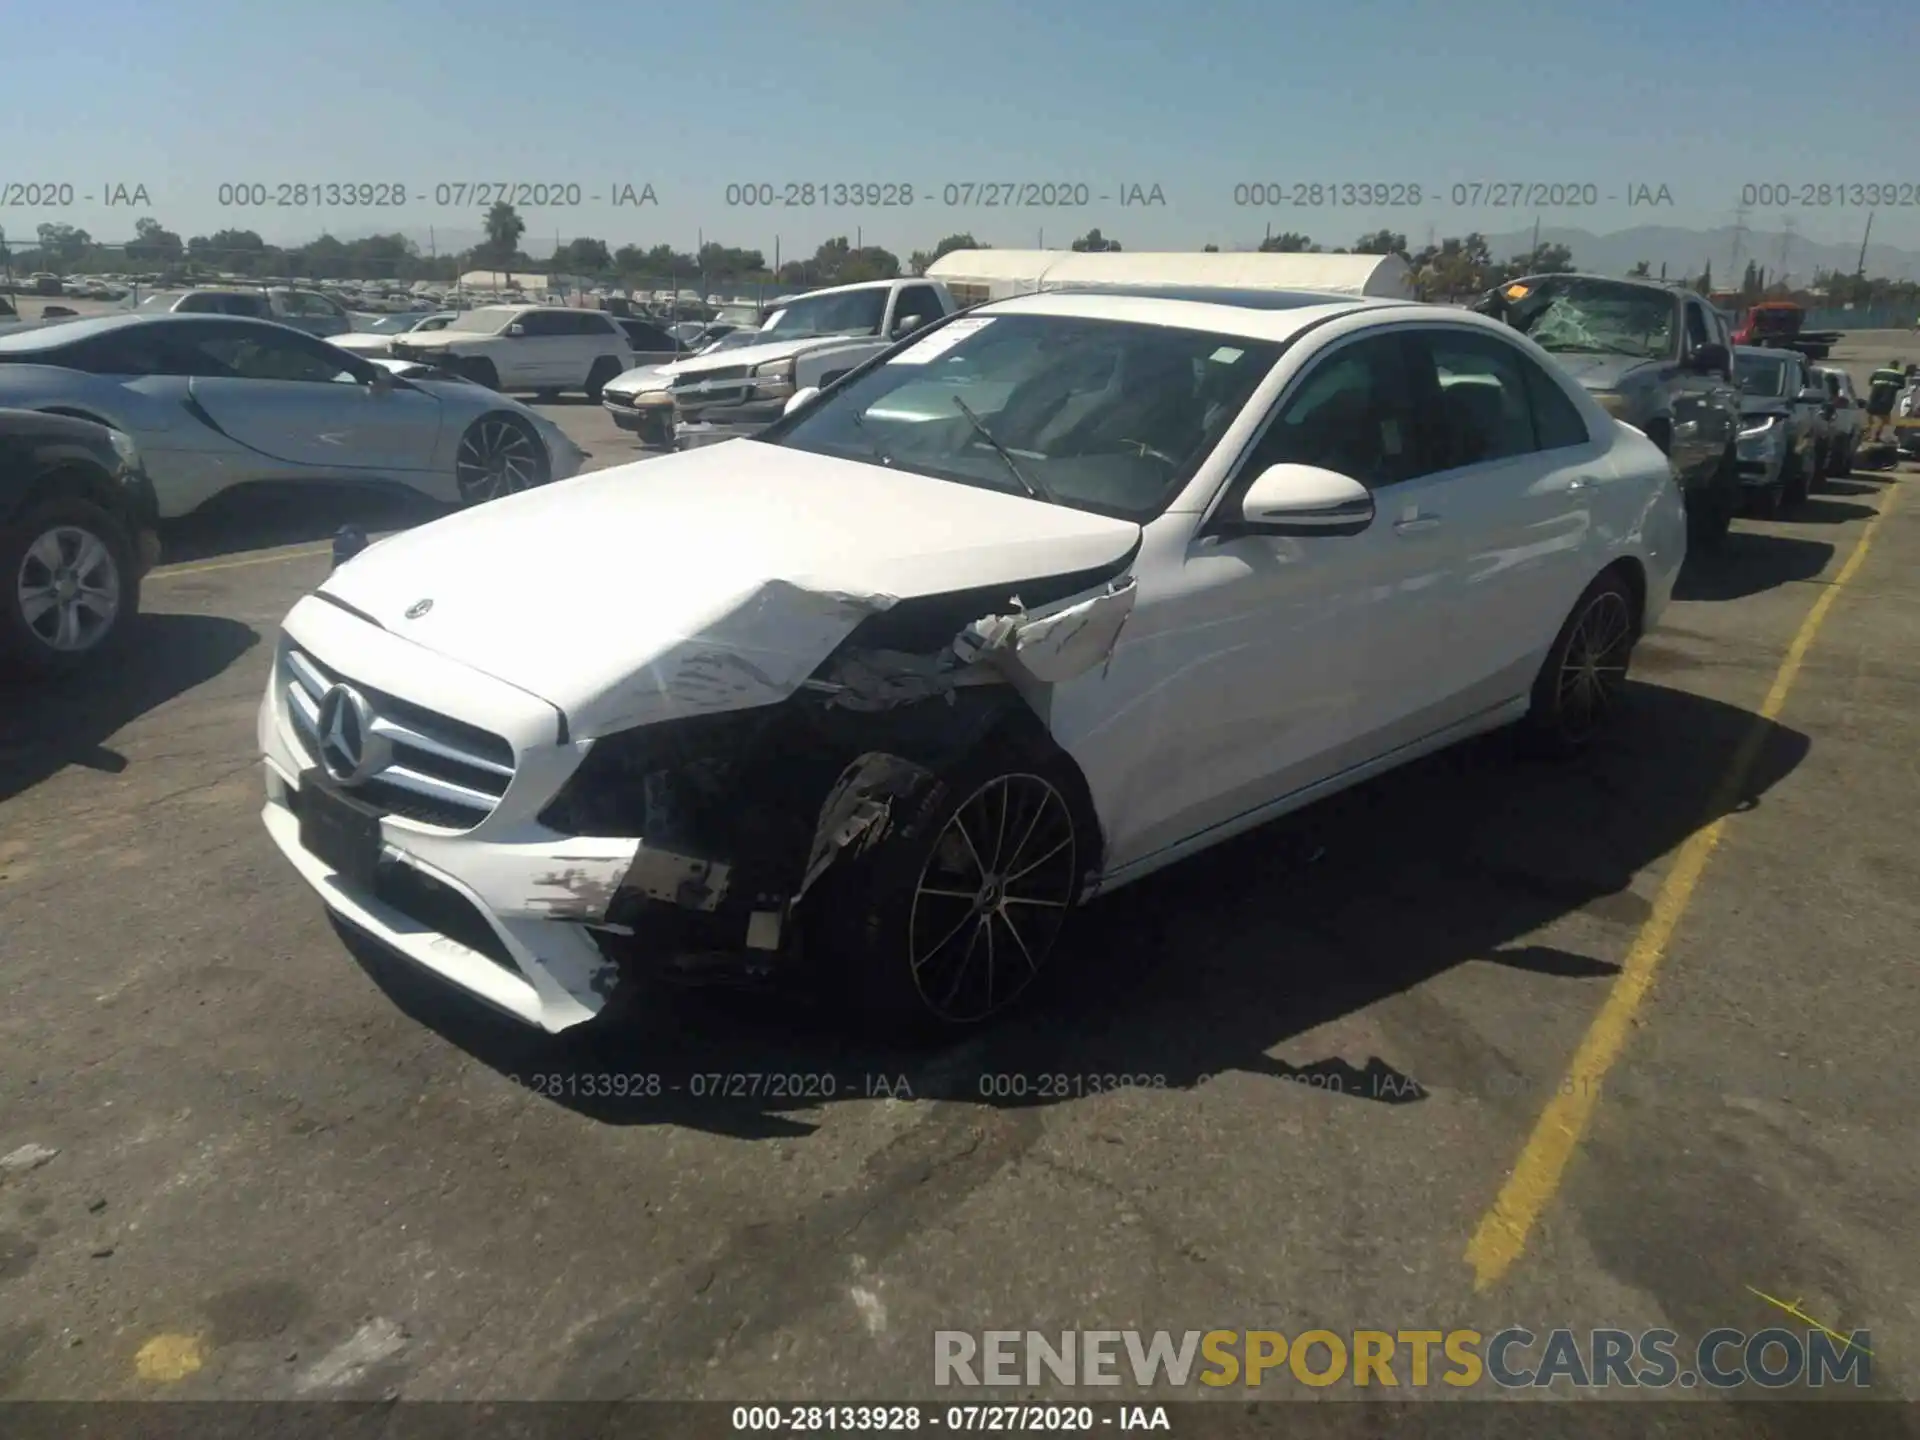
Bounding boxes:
[1393,516,1442,534]
[1567,475,1597,491]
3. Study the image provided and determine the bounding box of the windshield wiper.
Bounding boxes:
[952,395,1054,502]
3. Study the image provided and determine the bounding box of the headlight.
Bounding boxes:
[1593,391,1630,420]
[107,427,140,467]
[750,357,796,399]
[1739,414,1784,441]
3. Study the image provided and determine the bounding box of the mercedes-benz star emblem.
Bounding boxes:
[315,684,391,786]
[404,598,433,619]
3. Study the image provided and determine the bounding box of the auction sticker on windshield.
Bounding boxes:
[891,317,996,364]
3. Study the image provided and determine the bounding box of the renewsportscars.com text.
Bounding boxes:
[933,1327,1871,1390]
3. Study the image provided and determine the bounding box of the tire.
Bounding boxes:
[460,357,499,389]
[813,741,1088,1039]
[1830,436,1853,478]
[534,389,561,403]
[1520,570,1638,757]
[1686,447,1737,549]
[584,358,622,403]
[1783,447,1811,508]
[453,412,550,505]
[0,496,138,676]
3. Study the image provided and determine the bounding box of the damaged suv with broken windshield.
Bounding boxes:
[257,287,1682,1036]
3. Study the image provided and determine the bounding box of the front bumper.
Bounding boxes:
[257,595,642,1033]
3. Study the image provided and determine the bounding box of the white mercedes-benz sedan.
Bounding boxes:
[257,286,1685,1036]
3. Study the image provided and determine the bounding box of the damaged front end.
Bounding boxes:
[541,562,1138,992]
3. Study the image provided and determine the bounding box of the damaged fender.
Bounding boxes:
[957,575,1138,684]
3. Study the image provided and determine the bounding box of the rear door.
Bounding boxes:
[1402,323,1608,712]
[177,321,443,474]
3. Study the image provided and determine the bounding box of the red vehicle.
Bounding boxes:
[1730,301,1842,361]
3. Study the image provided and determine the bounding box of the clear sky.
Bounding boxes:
[7,0,1918,258]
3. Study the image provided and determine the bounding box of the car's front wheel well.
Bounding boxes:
[14,460,125,528]
[959,702,1109,885]
[1599,556,1648,637]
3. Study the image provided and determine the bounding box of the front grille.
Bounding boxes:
[678,365,750,384]
[280,644,516,831]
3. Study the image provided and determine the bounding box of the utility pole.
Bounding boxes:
[1728,202,1750,280]
[1855,210,1874,276]
[1530,215,1540,261]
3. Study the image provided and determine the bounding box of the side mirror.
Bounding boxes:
[1692,342,1729,375]
[782,386,820,417]
[1232,463,1375,533]
[506,323,525,337]
[891,313,925,338]
[368,367,394,393]
[1795,387,1825,405]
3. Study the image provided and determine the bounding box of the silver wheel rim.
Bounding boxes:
[455,418,543,502]
[907,772,1076,1024]
[17,524,121,653]
[1556,591,1633,742]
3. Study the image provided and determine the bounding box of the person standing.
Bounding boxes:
[1864,360,1905,443]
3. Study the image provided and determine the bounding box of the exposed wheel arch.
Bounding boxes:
[1597,554,1648,637]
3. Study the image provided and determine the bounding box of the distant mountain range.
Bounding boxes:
[1476,225,1920,284]
[335,222,1920,282]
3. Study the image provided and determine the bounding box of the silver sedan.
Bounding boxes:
[0,314,587,519]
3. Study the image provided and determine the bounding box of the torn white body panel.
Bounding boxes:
[317,440,1141,737]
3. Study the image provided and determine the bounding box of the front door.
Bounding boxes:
[179,323,442,475]
[1063,331,1458,875]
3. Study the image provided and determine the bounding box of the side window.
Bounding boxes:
[625,321,674,349]
[1684,301,1710,353]
[576,312,618,338]
[892,286,944,332]
[281,291,339,318]
[185,328,359,383]
[1238,333,1424,489]
[1413,330,1540,468]
[1521,355,1592,450]
[516,310,566,337]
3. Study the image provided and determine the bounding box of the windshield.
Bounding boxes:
[442,307,520,335]
[763,312,1282,521]
[365,314,424,334]
[1736,354,1792,398]
[1504,278,1677,360]
[761,288,887,340]
[1750,307,1800,334]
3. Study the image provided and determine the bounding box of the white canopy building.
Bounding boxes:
[923,249,1412,305]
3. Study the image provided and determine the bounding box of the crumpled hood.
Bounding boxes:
[1542,352,1663,392]
[318,441,1141,737]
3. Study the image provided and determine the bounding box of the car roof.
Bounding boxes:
[0,312,316,353]
[977,287,1418,342]
[1733,344,1800,360]
[1506,272,1689,297]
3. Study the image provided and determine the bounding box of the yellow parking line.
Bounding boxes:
[1465,481,1903,1293]
[149,544,331,579]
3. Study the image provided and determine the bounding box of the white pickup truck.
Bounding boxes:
[602,277,959,448]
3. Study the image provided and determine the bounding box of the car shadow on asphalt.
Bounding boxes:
[1674,531,1834,602]
[0,612,259,803]
[1787,497,1878,525]
[158,485,451,566]
[340,680,1809,1140]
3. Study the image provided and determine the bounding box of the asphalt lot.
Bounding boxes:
[1,335,1917,1407]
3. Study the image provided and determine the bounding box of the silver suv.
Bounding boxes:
[1476,274,1744,547]
[136,287,352,338]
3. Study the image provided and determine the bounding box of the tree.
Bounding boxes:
[908,233,984,275]
[35,222,92,272]
[1258,231,1319,253]
[1352,229,1409,259]
[474,202,526,274]
[1070,228,1120,252]
[1628,260,1651,278]
[1203,243,1220,253]
[1693,260,1712,297]
[554,237,612,275]
[125,216,184,265]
